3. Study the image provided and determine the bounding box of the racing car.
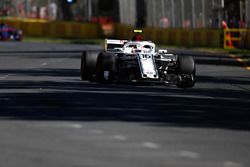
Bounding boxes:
[80,39,196,88]
[0,23,23,41]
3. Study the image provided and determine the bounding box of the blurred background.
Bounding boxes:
[1,0,250,49]
[0,0,249,28]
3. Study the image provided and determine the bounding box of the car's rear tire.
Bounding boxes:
[176,56,196,88]
[80,51,99,80]
[96,53,117,83]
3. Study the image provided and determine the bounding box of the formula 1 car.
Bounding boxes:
[0,23,23,41]
[80,39,196,88]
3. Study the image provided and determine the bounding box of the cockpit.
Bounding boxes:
[123,42,155,54]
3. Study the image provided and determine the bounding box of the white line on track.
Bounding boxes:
[142,142,160,149]
[178,150,200,159]
[223,161,243,167]
[89,130,104,135]
[41,63,48,66]
[32,123,83,129]
[112,135,128,141]
[0,74,11,80]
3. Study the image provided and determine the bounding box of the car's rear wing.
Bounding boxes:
[105,39,127,51]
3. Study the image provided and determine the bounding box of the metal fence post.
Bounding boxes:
[171,0,175,28]
[181,0,184,28]
[192,0,195,28]
[246,0,249,27]
[202,0,205,27]
[161,0,165,21]
[152,1,156,26]
[87,0,92,21]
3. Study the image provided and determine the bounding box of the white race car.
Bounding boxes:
[81,39,196,88]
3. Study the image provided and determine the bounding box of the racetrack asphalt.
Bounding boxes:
[0,41,250,167]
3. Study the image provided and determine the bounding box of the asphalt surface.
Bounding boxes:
[0,42,250,167]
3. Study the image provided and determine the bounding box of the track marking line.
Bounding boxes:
[89,130,104,135]
[0,74,11,80]
[41,63,48,66]
[142,142,160,149]
[229,54,250,71]
[112,135,128,141]
[33,123,82,129]
[70,124,83,129]
[223,161,243,167]
[179,150,200,159]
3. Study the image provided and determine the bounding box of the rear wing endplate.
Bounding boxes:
[105,39,127,51]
